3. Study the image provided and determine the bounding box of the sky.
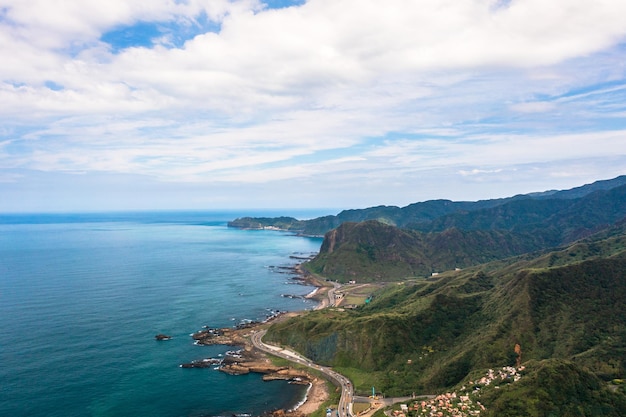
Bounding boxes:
[1,0,626,213]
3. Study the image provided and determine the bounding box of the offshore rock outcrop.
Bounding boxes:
[183,323,312,384]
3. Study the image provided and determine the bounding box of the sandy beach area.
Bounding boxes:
[287,377,329,416]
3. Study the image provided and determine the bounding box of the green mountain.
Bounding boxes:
[409,182,626,238]
[304,220,547,281]
[224,216,305,230]
[304,183,626,282]
[479,359,626,417]
[265,229,626,414]
[228,175,626,236]
[241,177,626,416]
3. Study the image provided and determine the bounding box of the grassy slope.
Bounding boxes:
[265,231,626,414]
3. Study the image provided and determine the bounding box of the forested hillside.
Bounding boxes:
[265,231,626,414]
[238,176,626,416]
[304,183,626,282]
[304,220,554,281]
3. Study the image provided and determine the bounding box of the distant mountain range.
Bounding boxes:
[229,175,626,236]
[231,175,626,281]
[233,175,626,416]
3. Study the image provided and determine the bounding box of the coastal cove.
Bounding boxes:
[0,211,326,417]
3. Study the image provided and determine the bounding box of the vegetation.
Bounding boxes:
[303,220,554,282]
[480,360,626,417]
[266,235,626,412]
[227,216,306,231]
[351,402,370,414]
[307,183,626,282]
[252,176,626,415]
[229,175,626,236]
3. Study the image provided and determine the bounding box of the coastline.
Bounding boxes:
[272,269,331,415]
[304,287,319,299]
[289,382,312,412]
[3,213,326,417]
[290,378,329,415]
[185,267,331,416]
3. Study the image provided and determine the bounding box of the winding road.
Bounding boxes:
[249,282,420,416]
[250,329,354,417]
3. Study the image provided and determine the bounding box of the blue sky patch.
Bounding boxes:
[101,21,162,51]
[101,13,220,52]
[44,80,64,91]
[263,0,306,9]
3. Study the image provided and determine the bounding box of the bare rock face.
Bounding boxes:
[182,343,312,384]
[248,364,283,374]
[182,321,316,416]
[221,364,251,375]
[192,327,244,345]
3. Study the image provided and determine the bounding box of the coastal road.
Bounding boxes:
[250,329,354,417]
[327,281,341,307]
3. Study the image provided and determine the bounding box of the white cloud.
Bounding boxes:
[0,0,256,47]
[2,0,626,116]
[379,130,626,169]
[1,0,626,210]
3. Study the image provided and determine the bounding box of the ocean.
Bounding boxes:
[0,211,326,417]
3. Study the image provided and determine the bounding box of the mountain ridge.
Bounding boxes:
[264,228,626,415]
[301,182,626,282]
[228,175,626,236]
[248,175,626,416]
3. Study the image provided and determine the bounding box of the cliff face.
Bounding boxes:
[323,228,338,254]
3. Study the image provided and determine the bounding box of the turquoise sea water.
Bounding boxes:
[0,211,325,417]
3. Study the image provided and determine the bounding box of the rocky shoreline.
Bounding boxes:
[181,344,310,382]
[180,272,330,416]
